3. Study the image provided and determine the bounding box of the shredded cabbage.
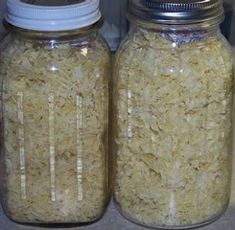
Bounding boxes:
[0,34,110,223]
[114,28,233,228]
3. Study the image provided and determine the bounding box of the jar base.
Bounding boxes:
[2,195,111,226]
[114,201,229,229]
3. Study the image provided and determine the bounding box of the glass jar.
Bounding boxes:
[0,0,110,224]
[113,0,234,229]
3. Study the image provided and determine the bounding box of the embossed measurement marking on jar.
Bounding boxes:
[17,92,26,200]
[127,89,133,139]
[48,94,56,201]
[76,95,83,201]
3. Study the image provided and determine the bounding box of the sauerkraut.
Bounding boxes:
[114,28,233,227]
[0,34,110,223]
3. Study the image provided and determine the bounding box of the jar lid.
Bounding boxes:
[5,0,102,31]
[129,0,224,25]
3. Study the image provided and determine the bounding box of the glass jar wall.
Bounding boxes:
[0,0,111,224]
[113,0,234,229]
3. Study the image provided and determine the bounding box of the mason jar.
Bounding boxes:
[113,0,234,229]
[0,0,110,224]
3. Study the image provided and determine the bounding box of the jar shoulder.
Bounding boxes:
[0,33,111,94]
[114,29,233,96]
[116,29,232,66]
[0,33,110,65]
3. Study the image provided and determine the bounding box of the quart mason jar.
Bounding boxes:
[0,0,110,224]
[113,0,234,229]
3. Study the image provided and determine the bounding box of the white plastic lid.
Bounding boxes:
[5,0,102,31]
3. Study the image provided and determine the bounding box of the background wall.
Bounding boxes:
[222,0,235,45]
[100,0,128,51]
[0,0,6,40]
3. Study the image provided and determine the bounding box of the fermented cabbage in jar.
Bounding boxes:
[0,0,110,223]
[113,21,233,229]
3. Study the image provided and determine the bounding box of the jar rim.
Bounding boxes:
[128,0,224,26]
[5,0,101,32]
[4,18,104,40]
